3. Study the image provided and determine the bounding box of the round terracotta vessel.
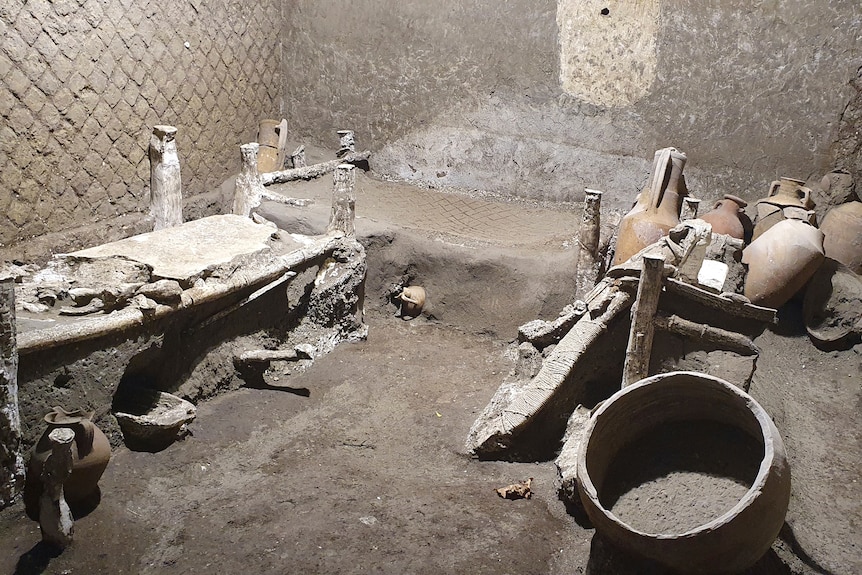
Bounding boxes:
[25,407,111,517]
[820,201,862,275]
[399,286,426,317]
[700,194,748,239]
[614,148,688,265]
[576,372,791,575]
[742,218,825,308]
[257,119,281,173]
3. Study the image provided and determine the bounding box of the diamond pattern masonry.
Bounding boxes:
[0,0,282,248]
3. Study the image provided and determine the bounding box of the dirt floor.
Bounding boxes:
[1,172,860,574]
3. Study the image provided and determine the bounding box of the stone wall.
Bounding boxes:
[0,0,283,259]
[282,0,862,209]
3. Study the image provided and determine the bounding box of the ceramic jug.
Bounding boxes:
[400,286,426,317]
[742,217,825,308]
[820,201,862,275]
[24,407,111,517]
[257,119,281,173]
[751,177,814,241]
[613,148,688,265]
[700,194,748,240]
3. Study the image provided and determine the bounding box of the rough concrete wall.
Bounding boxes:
[282,0,861,210]
[0,0,283,259]
[831,64,862,195]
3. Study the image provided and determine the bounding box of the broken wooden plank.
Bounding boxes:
[607,219,712,280]
[466,283,633,458]
[236,344,314,365]
[260,151,371,186]
[518,276,616,349]
[664,278,777,323]
[555,405,593,506]
[291,145,306,168]
[196,270,297,330]
[680,197,701,220]
[518,300,587,349]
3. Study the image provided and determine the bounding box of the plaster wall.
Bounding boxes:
[0,0,283,259]
[282,0,862,209]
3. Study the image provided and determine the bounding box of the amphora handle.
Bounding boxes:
[647,147,686,213]
[768,180,781,198]
[646,148,674,213]
[74,419,96,457]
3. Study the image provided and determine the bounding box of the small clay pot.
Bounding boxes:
[820,201,862,274]
[742,218,824,308]
[577,371,790,575]
[399,286,426,317]
[700,194,748,239]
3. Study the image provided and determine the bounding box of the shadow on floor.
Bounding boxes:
[779,523,837,575]
[584,533,791,575]
[14,541,62,575]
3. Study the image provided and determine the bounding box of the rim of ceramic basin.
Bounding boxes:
[576,370,779,539]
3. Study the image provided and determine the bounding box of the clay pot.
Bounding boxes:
[24,407,111,517]
[820,201,862,274]
[742,218,825,308]
[399,286,426,317]
[699,194,748,240]
[613,148,688,265]
[576,371,790,575]
[257,119,281,173]
[752,177,815,241]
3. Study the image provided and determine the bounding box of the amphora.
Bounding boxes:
[700,194,748,240]
[820,201,862,274]
[752,177,815,241]
[24,407,111,518]
[257,119,282,173]
[742,217,824,308]
[613,147,688,265]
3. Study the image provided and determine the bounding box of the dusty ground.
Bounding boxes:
[1,172,860,574]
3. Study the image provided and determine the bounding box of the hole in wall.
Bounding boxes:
[53,372,73,388]
[600,7,610,16]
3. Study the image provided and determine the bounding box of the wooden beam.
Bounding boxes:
[575,189,603,299]
[260,151,371,186]
[655,313,760,356]
[0,271,24,508]
[149,125,183,230]
[664,277,777,323]
[622,254,664,387]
